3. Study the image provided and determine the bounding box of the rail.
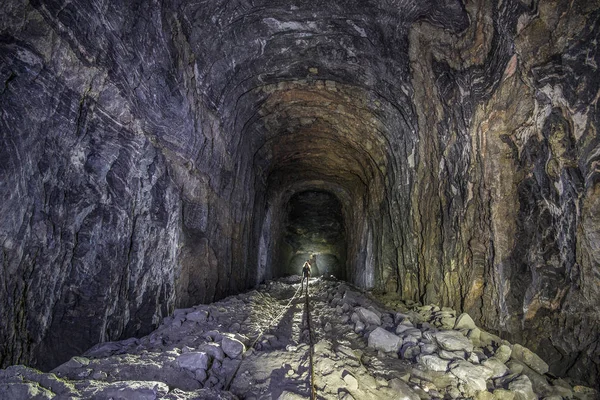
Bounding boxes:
[224,278,317,399]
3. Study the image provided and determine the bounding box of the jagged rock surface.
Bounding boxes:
[0,0,599,389]
[1,278,597,400]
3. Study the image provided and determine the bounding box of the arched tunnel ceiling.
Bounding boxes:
[175,0,470,194]
[251,81,389,196]
[183,0,469,110]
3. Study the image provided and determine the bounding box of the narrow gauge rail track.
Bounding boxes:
[225,279,318,399]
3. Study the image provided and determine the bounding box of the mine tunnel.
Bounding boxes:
[1,0,600,396]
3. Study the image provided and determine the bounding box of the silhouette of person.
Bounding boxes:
[301,259,311,293]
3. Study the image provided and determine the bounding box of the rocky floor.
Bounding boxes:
[0,276,597,400]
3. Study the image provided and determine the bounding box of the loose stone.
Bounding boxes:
[368,327,402,353]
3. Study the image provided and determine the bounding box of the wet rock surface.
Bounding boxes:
[1,277,597,399]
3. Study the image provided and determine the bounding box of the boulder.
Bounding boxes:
[394,313,411,325]
[342,370,359,390]
[354,320,365,333]
[400,328,422,343]
[0,382,54,400]
[507,360,556,397]
[395,324,412,334]
[475,391,494,400]
[495,345,512,364]
[197,343,226,362]
[356,307,381,326]
[482,357,509,379]
[418,354,450,372]
[455,313,477,330]
[439,316,456,329]
[450,360,494,392]
[434,331,474,353]
[420,343,438,356]
[86,381,169,400]
[177,352,211,371]
[221,336,246,359]
[400,343,420,360]
[573,385,599,400]
[367,327,402,353]
[507,375,536,400]
[187,310,209,323]
[439,350,466,361]
[510,344,548,375]
[63,356,90,369]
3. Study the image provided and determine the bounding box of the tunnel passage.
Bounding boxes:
[277,190,347,279]
[2,0,599,389]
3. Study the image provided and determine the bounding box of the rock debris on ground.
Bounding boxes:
[0,277,597,400]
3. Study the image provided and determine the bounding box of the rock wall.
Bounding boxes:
[404,0,600,387]
[0,0,599,389]
[0,26,181,370]
[0,0,262,370]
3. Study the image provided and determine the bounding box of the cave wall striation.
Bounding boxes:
[0,0,599,388]
[406,0,600,387]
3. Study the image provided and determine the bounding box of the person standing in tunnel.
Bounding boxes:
[301,259,311,294]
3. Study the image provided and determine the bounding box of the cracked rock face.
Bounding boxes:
[0,0,599,389]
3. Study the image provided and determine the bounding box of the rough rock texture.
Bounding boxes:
[0,0,599,389]
[405,0,600,388]
[0,278,596,399]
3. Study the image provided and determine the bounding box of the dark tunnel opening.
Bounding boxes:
[275,190,347,280]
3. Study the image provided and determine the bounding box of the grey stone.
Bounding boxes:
[573,385,599,400]
[342,371,359,390]
[439,350,466,360]
[482,357,509,379]
[186,310,209,323]
[367,327,402,353]
[420,343,439,355]
[354,320,365,333]
[195,369,208,383]
[400,328,423,343]
[63,356,90,369]
[221,336,245,359]
[0,382,55,400]
[394,313,411,325]
[177,352,211,371]
[395,324,412,334]
[454,313,477,330]
[197,343,226,362]
[400,344,421,360]
[439,317,457,329]
[510,344,549,375]
[495,345,512,364]
[507,375,536,400]
[84,381,169,400]
[419,354,450,372]
[450,360,494,392]
[356,307,381,326]
[507,360,556,397]
[434,331,474,353]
